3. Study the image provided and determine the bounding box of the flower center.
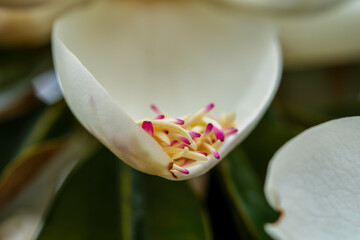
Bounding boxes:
[136,103,237,178]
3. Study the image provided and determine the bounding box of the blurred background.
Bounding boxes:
[0,0,360,239]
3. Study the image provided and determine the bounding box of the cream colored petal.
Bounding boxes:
[264,0,360,67]
[265,117,360,240]
[0,0,88,47]
[220,0,342,11]
[53,1,281,180]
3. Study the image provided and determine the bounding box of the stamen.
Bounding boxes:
[189,131,201,139]
[148,120,196,149]
[224,127,238,136]
[196,151,208,156]
[203,143,221,159]
[171,147,190,159]
[154,115,165,119]
[219,112,236,128]
[203,116,225,141]
[191,126,204,133]
[163,146,186,154]
[140,103,237,177]
[154,131,171,145]
[171,164,190,174]
[176,135,191,145]
[214,139,222,149]
[182,151,208,161]
[167,118,185,125]
[150,104,163,115]
[204,103,215,112]
[142,121,154,137]
[184,103,214,126]
[170,140,178,146]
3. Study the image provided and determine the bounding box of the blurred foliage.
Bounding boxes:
[37,147,211,240]
[0,46,52,120]
[0,45,359,240]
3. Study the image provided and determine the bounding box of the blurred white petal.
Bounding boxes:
[221,0,342,11]
[32,70,62,105]
[52,1,281,180]
[265,117,360,240]
[219,0,360,67]
[269,0,360,67]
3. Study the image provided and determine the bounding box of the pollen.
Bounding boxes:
[136,103,237,178]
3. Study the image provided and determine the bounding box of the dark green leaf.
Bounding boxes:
[36,147,121,240]
[133,172,212,240]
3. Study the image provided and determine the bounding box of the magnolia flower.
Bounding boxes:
[52,0,281,180]
[220,0,360,67]
[265,117,360,239]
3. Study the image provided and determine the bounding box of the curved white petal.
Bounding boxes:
[0,0,87,47]
[53,1,281,180]
[265,117,360,240]
[221,0,341,11]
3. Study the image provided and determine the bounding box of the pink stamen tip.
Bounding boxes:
[155,114,165,119]
[204,123,214,135]
[179,136,191,145]
[177,143,187,149]
[213,151,220,159]
[214,127,225,142]
[171,118,184,125]
[142,121,154,136]
[170,140,178,146]
[163,130,169,134]
[150,104,162,114]
[225,127,238,135]
[189,131,201,139]
[179,168,189,174]
[197,151,208,156]
[204,103,215,112]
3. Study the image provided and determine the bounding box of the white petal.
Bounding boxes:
[264,0,360,67]
[32,70,62,105]
[265,117,360,240]
[53,1,281,180]
[0,0,88,47]
[220,0,341,11]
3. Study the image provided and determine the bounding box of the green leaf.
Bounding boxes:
[36,147,120,240]
[0,102,76,210]
[0,46,52,90]
[133,172,212,240]
[0,101,71,174]
[36,147,212,240]
[218,148,276,240]
[0,46,53,119]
